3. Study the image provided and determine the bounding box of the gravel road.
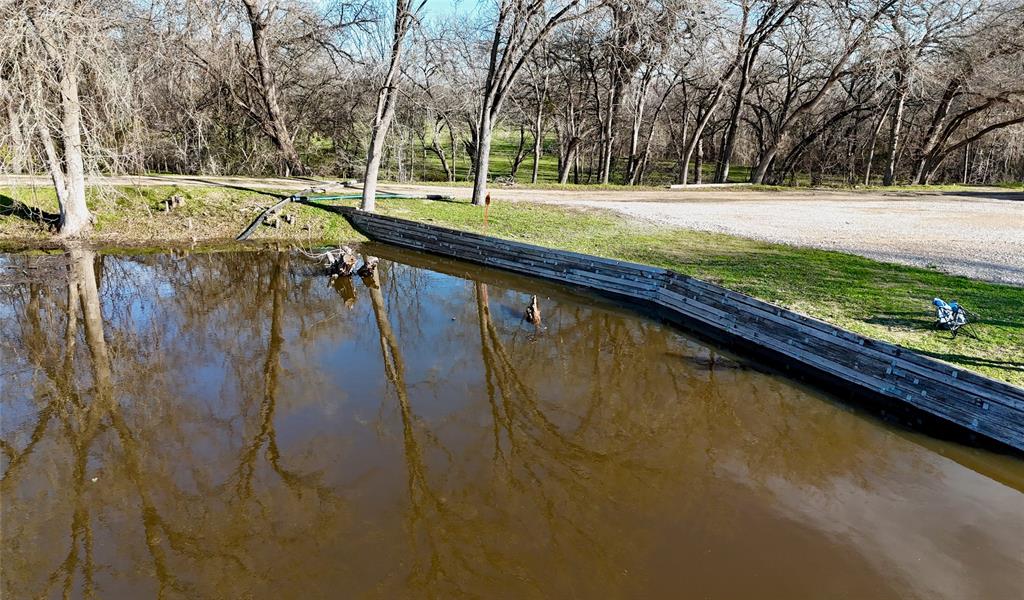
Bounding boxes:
[382,183,1024,286]
[4,174,1022,286]
[562,194,1024,286]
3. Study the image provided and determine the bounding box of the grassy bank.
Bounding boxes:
[2,184,1021,386]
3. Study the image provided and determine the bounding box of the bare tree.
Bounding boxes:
[470,0,588,206]
[360,0,425,211]
[1,0,136,236]
[239,0,308,175]
[748,0,898,184]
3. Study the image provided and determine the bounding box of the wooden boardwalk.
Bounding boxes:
[317,203,1024,453]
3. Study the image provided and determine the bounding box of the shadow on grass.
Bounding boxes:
[864,306,1024,330]
[938,190,1024,202]
[863,315,935,330]
[171,177,290,199]
[0,194,59,230]
[915,350,1024,372]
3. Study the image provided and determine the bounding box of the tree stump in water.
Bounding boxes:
[525,295,541,327]
[357,256,379,278]
[325,246,357,278]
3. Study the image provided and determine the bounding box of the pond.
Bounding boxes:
[1,247,1022,599]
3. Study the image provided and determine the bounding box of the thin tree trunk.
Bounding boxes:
[694,137,704,184]
[679,88,729,185]
[530,72,547,183]
[362,0,415,211]
[471,109,494,205]
[4,96,26,174]
[599,83,618,184]
[962,142,970,184]
[447,120,457,181]
[716,53,753,183]
[509,124,529,178]
[863,100,891,185]
[531,126,543,183]
[883,79,907,186]
[429,136,452,181]
[241,0,305,177]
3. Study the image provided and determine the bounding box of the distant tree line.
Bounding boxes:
[2,0,1023,231]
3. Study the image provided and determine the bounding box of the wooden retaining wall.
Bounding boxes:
[320,203,1024,452]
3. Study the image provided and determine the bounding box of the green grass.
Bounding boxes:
[0,184,351,246]
[2,184,1021,386]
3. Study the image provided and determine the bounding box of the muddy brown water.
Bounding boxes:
[1,246,1022,599]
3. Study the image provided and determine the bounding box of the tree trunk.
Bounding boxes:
[910,79,959,184]
[242,0,305,177]
[429,136,453,182]
[361,129,388,212]
[35,52,91,237]
[598,84,617,184]
[530,74,547,184]
[531,113,543,183]
[361,0,413,211]
[694,137,704,184]
[883,80,906,186]
[558,137,580,184]
[509,124,529,178]
[716,53,753,183]
[447,120,457,181]
[679,93,726,185]
[962,142,970,184]
[60,63,89,236]
[4,96,26,174]
[863,100,891,185]
[750,138,779,184]
[471,109,494,206]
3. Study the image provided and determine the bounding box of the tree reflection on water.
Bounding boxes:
[1,249,1021,599]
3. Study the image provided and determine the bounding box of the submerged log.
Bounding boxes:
[525,294,541,326]
[357,256,379,278]
[325,245,357,278]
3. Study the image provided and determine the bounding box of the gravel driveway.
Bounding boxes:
[558,194,1024,286]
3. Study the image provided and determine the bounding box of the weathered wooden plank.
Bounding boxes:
[662,272,1024,403]
[665,276,1024,411]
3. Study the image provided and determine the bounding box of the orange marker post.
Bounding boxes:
[484,193,491,232]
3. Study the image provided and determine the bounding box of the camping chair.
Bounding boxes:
[932,298,980,339]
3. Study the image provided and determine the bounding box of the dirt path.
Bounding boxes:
[4,174,1022,285]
